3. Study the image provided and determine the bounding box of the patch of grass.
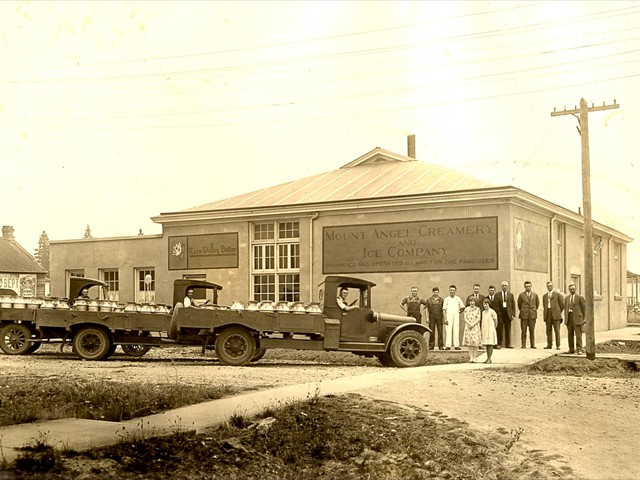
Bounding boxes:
[0,377,235,427]
[520,355,639,378]
[13,432,64,475]
[596,339,640,354]
[4,394,580,479]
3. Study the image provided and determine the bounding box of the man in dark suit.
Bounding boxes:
[487,285,499,311]
[543,281,564,350]
[517,281,540,348]
[465,283,485,308]
[564,283,586,355]
[496,281,516,348]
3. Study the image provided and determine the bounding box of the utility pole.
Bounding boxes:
[551,98,619,361]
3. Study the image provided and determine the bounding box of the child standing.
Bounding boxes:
[481,298,498,364]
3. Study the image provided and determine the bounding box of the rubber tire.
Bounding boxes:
[389,330,428,367]
[73,326,112,361]
[251,347,267,362]
[377,352,396,367]
[107,344,118,357]
[0,323,34,355]
[215,327,256,366]
[26,342,41,354]
[121,344,152,357]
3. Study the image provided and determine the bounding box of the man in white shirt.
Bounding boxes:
[184,289,199,308]
[443,284,465,350]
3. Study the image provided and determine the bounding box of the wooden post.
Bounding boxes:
[551,99,619,361]
[579,98,596,360]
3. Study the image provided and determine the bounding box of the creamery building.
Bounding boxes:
[50,146,631,342]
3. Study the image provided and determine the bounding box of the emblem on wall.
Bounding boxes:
[168,236,188,270]
[513,218,549,273]
[514,220,525,270]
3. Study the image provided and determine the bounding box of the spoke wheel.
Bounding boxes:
[389,330,428,368]
[215,327,256,366]
[73,326,112,361]
[0,323,34,355]
[121,344,152,357]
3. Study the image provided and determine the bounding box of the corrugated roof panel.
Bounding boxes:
[341,163,399,200]
[179,152,496,213]
[369,161,424,197]
[315,167,374,202]
[395,164,439,195]
[272,169,350,205]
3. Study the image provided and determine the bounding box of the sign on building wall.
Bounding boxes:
[0,274,37,297]
[513,218,548,273]
[323,217,498,274]
[168,233,239,270]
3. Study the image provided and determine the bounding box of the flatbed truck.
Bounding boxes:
[0,276,429,367]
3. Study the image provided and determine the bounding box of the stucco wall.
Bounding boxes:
[49,195,629,338]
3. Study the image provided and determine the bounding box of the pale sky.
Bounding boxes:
[2,1,639,270]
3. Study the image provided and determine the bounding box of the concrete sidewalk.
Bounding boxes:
[1,326,638,465]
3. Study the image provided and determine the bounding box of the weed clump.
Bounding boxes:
[0,378,235,427]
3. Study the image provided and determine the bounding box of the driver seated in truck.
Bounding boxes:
[184,289,199,308]
[79,288,90,300]
[336,287,358,312]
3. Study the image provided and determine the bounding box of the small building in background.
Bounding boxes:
[0,226,48,297]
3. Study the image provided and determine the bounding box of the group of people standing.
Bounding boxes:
[400,280,587,363]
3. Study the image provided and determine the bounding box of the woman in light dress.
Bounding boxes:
[462,297,482,362]
[481,298,498,364]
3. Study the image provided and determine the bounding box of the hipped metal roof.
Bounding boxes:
[153,147,630,243]
[181,147,495,213]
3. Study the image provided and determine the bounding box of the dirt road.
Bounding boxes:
[2,345,639,479]
[358,368,640,480]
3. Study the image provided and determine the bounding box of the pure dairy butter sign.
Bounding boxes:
[322,217,498,274]
[168,233,238,270]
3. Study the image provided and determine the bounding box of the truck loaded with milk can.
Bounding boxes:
[0,275,430,367]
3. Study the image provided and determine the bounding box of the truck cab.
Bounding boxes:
[320,276,378,342]
[319,276,425,346]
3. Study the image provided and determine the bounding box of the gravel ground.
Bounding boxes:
[0,345,387,391]
[357,366,640,480]
[2,343,639,479]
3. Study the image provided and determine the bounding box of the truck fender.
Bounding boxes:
[383,323,431,351]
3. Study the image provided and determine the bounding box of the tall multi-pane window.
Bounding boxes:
[135,268,155,303]
[613,242,622,297]
[251,221,300,302]
[100,269,119,301]
[593,236,602,296]
[555,223,566,291]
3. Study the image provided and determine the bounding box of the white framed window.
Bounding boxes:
[251,221,300,302]
[593,235,602,296]
[613,242,622,297]
[100,269,119,301]
[253,244,275,271]
[253,274,276,301]
[278,243,300,270]
[555,222,565,292]
[135,268,155,303]
[278,274,300,302]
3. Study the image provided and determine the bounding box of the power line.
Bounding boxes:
[16,70,639,130]
[3,5,639,84]
[0,2,549,71]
